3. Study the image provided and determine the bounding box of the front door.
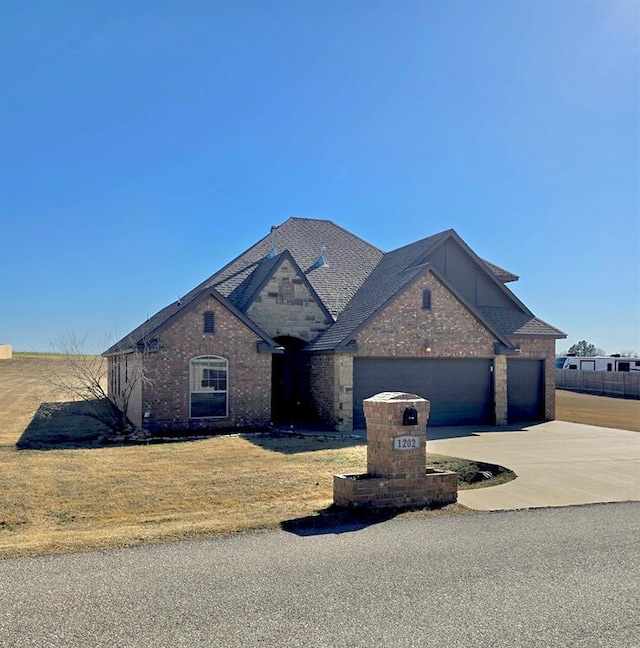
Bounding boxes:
[271,336,311,425]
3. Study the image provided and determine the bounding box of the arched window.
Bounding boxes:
[422,289,432,310]
[190,356,228,418]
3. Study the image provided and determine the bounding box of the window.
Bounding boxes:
[190,356,228,418]
[203,311,215,333]
[422,289,432,310]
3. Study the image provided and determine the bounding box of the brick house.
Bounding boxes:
[104,217,565,432]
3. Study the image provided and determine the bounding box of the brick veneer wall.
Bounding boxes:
[312,272,557,431]
[509,336,556,420]
[246,259,332,342]
[308,355,335,425]
[140,295,272,431]
[324,271,497,431]
[356,272,496,358]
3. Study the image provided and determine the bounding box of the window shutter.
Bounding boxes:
[204,311,215,333]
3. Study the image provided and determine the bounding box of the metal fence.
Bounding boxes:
[556,370,640,400]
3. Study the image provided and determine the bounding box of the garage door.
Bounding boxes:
[507,359,544,422]
[353,358,494,429]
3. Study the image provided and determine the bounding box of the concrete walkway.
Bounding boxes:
[427,421,640,511]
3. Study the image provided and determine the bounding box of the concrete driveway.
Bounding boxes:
[427,421,640,511]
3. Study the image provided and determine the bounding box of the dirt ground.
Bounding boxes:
[556,389,640,432]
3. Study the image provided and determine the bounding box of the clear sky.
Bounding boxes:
[1,0,638,355]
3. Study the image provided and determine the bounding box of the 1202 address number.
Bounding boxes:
[393,435,420,450]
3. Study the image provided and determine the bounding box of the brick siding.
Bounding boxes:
[140,295,272,431]
[311,272,556,430]
[308,355,335,426]
[355,272,496,358]
[333,393,457,508]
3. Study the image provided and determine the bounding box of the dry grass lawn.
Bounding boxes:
[2,355,478,558]
[10,356,635,558]
[556,389,640,432]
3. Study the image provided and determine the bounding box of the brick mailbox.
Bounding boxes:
[334,392,457,508]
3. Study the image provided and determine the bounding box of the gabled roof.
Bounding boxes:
[476,306,566,337]
[104,285,281,356]
[481,259,519,283]
[306,233,448,351]
[187,217,384,318]
[307,229,564,352]
[106,219,564,357]
[106,217,381,355]
[237,249,334,323]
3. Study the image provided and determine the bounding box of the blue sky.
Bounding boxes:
[1,0,638,355]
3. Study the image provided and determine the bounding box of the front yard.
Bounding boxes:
[1,354,507,558]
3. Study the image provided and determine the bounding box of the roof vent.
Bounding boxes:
[267,225,278,258]
[314,246,329,269]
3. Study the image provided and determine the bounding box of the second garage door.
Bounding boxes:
[507,358,544,423]
[353,358,494,429]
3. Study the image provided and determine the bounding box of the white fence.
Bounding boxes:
[556,369,640,400]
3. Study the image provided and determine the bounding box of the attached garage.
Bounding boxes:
[507,358,544,422]
[353,357,494,429]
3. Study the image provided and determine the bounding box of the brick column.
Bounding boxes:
[364,392,430,478]
[334,355,353,432]
[333,391,457,508]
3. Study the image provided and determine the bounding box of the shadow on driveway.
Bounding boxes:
[426,423,535,441]
[281,505,399,536]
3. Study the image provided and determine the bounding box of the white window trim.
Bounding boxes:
[189,355,229,419]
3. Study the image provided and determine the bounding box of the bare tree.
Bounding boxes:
[618,349,638,357]
[45,333,155,434]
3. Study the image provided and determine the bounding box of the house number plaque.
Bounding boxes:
[393,435,420,450]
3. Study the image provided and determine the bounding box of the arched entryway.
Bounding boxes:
[271,336,312,426]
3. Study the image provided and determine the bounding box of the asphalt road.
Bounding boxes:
[1,503,639,648]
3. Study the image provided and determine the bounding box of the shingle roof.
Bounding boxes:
[229,253,282,311]
[477,306,566,337]
[190,217,384,317]
[103,285,280,356]
[307,233,450,351]
[105,217,382,354]
[481,259,519,283]
[308,230,565,351]
[105,219,564,356]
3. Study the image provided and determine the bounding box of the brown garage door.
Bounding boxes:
[507,358,544,422]
[353,358,494,429]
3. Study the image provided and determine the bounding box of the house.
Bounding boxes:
[104,217,566,432]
